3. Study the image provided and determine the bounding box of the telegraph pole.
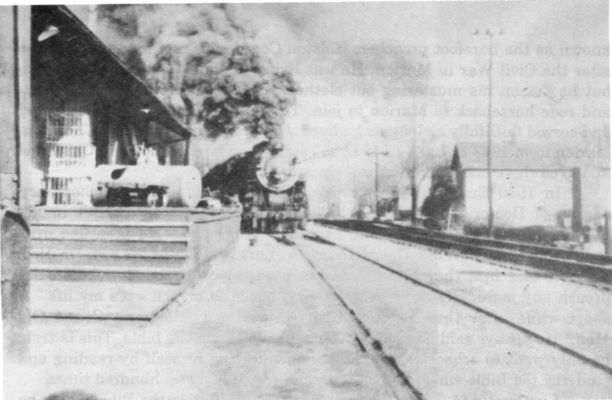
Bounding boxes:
[473,28,503,236]
[410,126,417,224]
[366,149,389,218]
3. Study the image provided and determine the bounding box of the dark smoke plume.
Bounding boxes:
[97,4,298,144]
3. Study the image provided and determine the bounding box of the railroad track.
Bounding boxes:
[270,233,423,400]
[316,220,612,285]
[274,231,612,399]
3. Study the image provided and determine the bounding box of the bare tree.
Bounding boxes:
[398,125,448,224]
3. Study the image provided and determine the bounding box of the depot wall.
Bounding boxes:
[462,170,574,228]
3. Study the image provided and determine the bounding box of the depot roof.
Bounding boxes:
[32,5,192,141]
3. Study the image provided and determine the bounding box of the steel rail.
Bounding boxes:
[300,232,612,378]
[270,234,424,400]
[316,220,612,284]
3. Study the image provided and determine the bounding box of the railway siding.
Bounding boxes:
[307,225,612,372]
[295,228,612,399]
[316,220,612,283]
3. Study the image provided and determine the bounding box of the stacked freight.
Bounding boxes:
[202,141,308,233]
[45,112,96,206]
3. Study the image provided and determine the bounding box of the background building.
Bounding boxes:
[451,142,610,231]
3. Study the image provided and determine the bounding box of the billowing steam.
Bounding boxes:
[96,4,298,145]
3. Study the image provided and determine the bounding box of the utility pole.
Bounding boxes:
[410,126,417,224]
[473,28,503,236]
[366,148,389,218]
[2,6,32,360]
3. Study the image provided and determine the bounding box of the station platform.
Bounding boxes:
[30,280,183,320]
[27,206,241,320]
[5,235,392,400]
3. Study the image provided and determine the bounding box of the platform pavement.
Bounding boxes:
[5,234,392,400]
[30,280,183,320]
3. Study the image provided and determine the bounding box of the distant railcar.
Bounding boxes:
[202,141,308,233]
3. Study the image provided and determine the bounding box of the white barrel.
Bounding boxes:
[91,165,202,207]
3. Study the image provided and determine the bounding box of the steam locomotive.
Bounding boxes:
[202,141,308,233]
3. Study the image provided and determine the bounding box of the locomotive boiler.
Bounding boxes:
[202,141,308,233]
